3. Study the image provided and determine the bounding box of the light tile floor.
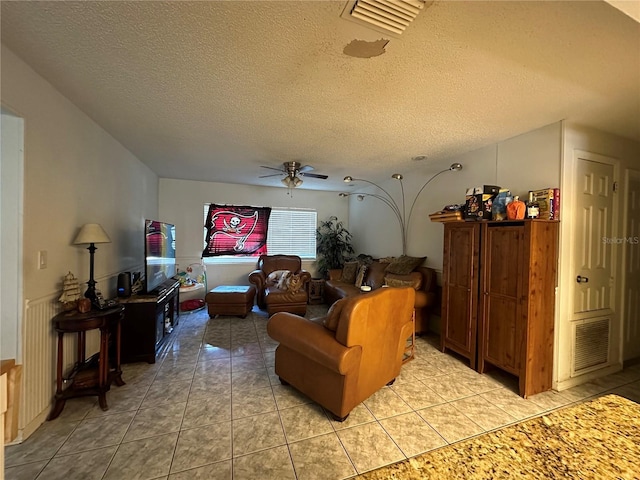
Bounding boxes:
[6,304,640,480]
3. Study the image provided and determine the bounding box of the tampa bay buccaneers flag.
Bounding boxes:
[202,204,271,257]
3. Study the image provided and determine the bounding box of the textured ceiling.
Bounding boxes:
[1,1,639,191]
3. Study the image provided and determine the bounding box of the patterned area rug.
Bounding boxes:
[359,394,640,479]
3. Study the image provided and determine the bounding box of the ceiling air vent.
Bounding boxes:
[340,0,429,37]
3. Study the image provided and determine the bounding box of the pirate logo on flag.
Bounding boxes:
[203,205,271,257]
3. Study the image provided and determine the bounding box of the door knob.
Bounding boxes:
[576,275,589,283]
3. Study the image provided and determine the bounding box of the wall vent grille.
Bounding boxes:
[574,318,610,373]
[340,0,428,36]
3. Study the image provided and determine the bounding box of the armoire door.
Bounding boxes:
[441,222,480,369]
[478,223,525,376]
[623,168,640,361]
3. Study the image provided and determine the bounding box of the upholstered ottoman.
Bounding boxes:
[206,285,256,318]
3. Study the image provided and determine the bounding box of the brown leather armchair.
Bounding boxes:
[248,254,311,316]
[267,287,415,421]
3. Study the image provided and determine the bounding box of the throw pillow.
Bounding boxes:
[356,254,374,265]
[378,256,396,264]
[385,255,426,275]
[354,264,367,287]
[385,276,420,289]
[285,273,303,294]
[323,298,346,331]
[365,261,388,290]
[385,272,423,290]
[340,261,359,283]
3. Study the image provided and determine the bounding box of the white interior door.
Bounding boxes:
[574,159,615,314]
[623,169,640,361]
[571,156,617,375]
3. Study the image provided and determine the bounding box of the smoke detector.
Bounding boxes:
[340,0,430,37]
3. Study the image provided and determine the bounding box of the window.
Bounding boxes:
[203,205,317,263]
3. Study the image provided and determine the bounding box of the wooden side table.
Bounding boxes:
[308,278,325,304]
[49,305,125,420]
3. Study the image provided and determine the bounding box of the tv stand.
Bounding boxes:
[119,278,180,363]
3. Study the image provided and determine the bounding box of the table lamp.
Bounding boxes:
[73,223,111,304]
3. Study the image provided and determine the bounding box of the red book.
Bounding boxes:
[553,188,561,220]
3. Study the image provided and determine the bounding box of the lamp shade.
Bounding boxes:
[73,223,111,245]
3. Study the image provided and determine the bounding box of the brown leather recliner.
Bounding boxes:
[267,287,415,421]
[248,254,311,316]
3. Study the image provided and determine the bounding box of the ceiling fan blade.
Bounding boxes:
[259,173,284,178]
[298,165,315,173]
[300,172,328,179]
[260,165,285,172]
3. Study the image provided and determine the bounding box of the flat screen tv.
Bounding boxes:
[144,219,176,293]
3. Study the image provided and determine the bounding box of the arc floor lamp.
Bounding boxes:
[340,163,463,255]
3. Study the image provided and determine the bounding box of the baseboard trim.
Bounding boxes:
[555,362,623,391]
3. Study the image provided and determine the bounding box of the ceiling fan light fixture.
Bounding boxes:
[281,174,303,188]
[261,161,327,190]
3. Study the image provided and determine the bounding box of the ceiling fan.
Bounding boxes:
[260,161,328,188]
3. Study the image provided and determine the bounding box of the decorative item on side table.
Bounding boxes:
[73,223,111,306]
[340,163,463,254]
[78,298,92,313]
[58,271,81,312]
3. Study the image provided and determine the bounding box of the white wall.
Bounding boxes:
[497,122,562,198]
[1,44,159,438]
[349,122,562,271]
[1,44,159,302]
[0,112,24,362]
[159,178,349,285]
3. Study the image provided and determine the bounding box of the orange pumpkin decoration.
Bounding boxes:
[507,196,526,220]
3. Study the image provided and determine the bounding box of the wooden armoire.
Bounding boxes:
[440,220,559,397]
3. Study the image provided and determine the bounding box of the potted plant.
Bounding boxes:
[315,216,354,279]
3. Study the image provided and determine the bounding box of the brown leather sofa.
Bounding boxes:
[324,261,437,335]
[248,254,311,316]
[267,287,415,421]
